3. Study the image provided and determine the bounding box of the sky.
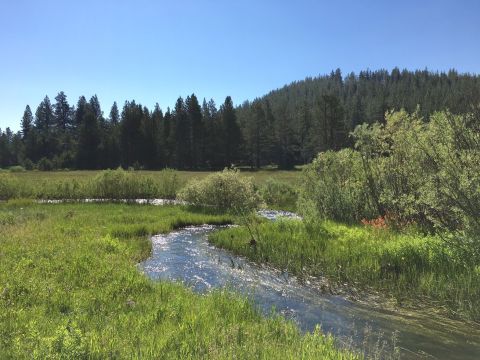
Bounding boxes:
[1,0,479,131]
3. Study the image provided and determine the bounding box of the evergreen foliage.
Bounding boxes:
[1,68,480,170]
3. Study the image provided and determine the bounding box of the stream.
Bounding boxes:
[138,211,480,359]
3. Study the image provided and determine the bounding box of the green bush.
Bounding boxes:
[8,165,26,173]
[178,168,260,212]
[22,159,35,170]
[37,157,54,171]
[0,173,18,200]
[300,109,480,259]
[298,149,376,223]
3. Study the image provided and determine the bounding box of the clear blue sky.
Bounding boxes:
[1,0,479,131]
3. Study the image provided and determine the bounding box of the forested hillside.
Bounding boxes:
[1,68,479,170]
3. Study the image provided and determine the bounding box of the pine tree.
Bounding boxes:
[161,107,175,167]
[186,94,203,168]
[89,95,103,120]
[21,105,33,138]
[34,96,56,160]
[109,101,120,125]
[120,101,144,167]
[202,99,224,169]
[34,96,54,131]
[151,103,164,168]
[173,97,190,169]
[220,96,241,167]
[275,103,296,169]
[76,107,100,169]
[54,91,73,131]
[75,96,88,128]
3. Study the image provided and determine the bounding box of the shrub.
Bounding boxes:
[22,159,35,170]
[298,149,376,223]
[8,165,26,173]
[37,157,54,171]
[300,109,480,261]
[0,173,19,200]
[177,168,260,212]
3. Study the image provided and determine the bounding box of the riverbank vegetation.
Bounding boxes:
[0,201,355,359]
[0,168,300,206]
[211,108,480,322]
[210,219,479,321]
[178,169,261,212]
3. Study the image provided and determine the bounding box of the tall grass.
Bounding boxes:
[0,202,355,359]
[0,168,183,200]
[259,178,298,211]
[210,219,480,322]
[1,168,302,206]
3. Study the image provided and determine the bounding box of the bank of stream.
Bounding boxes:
[138,211,480,359]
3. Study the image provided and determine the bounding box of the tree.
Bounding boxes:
[0,128,14,167]
[220,96,241,166]
[54,91,73,131]
[275,103,296,169]
[202,99,224,169]
[21,105,33,138]
[243,100,275,168]
[76,107,100,169]
[34,96,54,131]
[34,96,56,160]
[150,103,164,168]
[75,96,88,128]
[141,105,161,169]
[109,101,120,125]
[163,107,175,167]
[173,97,190,169]
[186,94,203,168]
[89,95,103,120]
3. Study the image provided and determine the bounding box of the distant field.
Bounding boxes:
[1,168,303,209]
[8,167,303,186]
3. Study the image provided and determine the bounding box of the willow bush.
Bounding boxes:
[299,109,480,258]
[178,168,260,212]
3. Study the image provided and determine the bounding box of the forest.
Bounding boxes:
[1,68,480,170]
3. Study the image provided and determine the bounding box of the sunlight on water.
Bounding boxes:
[139,214,480,360]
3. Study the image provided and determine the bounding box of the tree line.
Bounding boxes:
[1,68,480,170]
[1,94,241,170]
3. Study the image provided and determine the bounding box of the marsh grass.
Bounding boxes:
[0,168,301,206]
[209,219,480,322]
[0,202,355,359]
[259,178,298,211]
[0,168,184,200]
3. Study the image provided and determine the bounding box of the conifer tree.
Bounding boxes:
[109,101,120,125]
[220,96,241,166]
[76,107,100,169]
[186,94,203,168]
[21,105,33,138]
[173,97,190,169]
[54,91,73,131]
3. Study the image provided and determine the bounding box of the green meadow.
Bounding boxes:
[0,201,355,359]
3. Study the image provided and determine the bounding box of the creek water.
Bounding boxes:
[138,211,480,359]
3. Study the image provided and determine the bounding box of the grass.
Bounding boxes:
[209,219,480,322]
[0,168,302,208]
[5,167,302,187]
[0,201,355,359]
